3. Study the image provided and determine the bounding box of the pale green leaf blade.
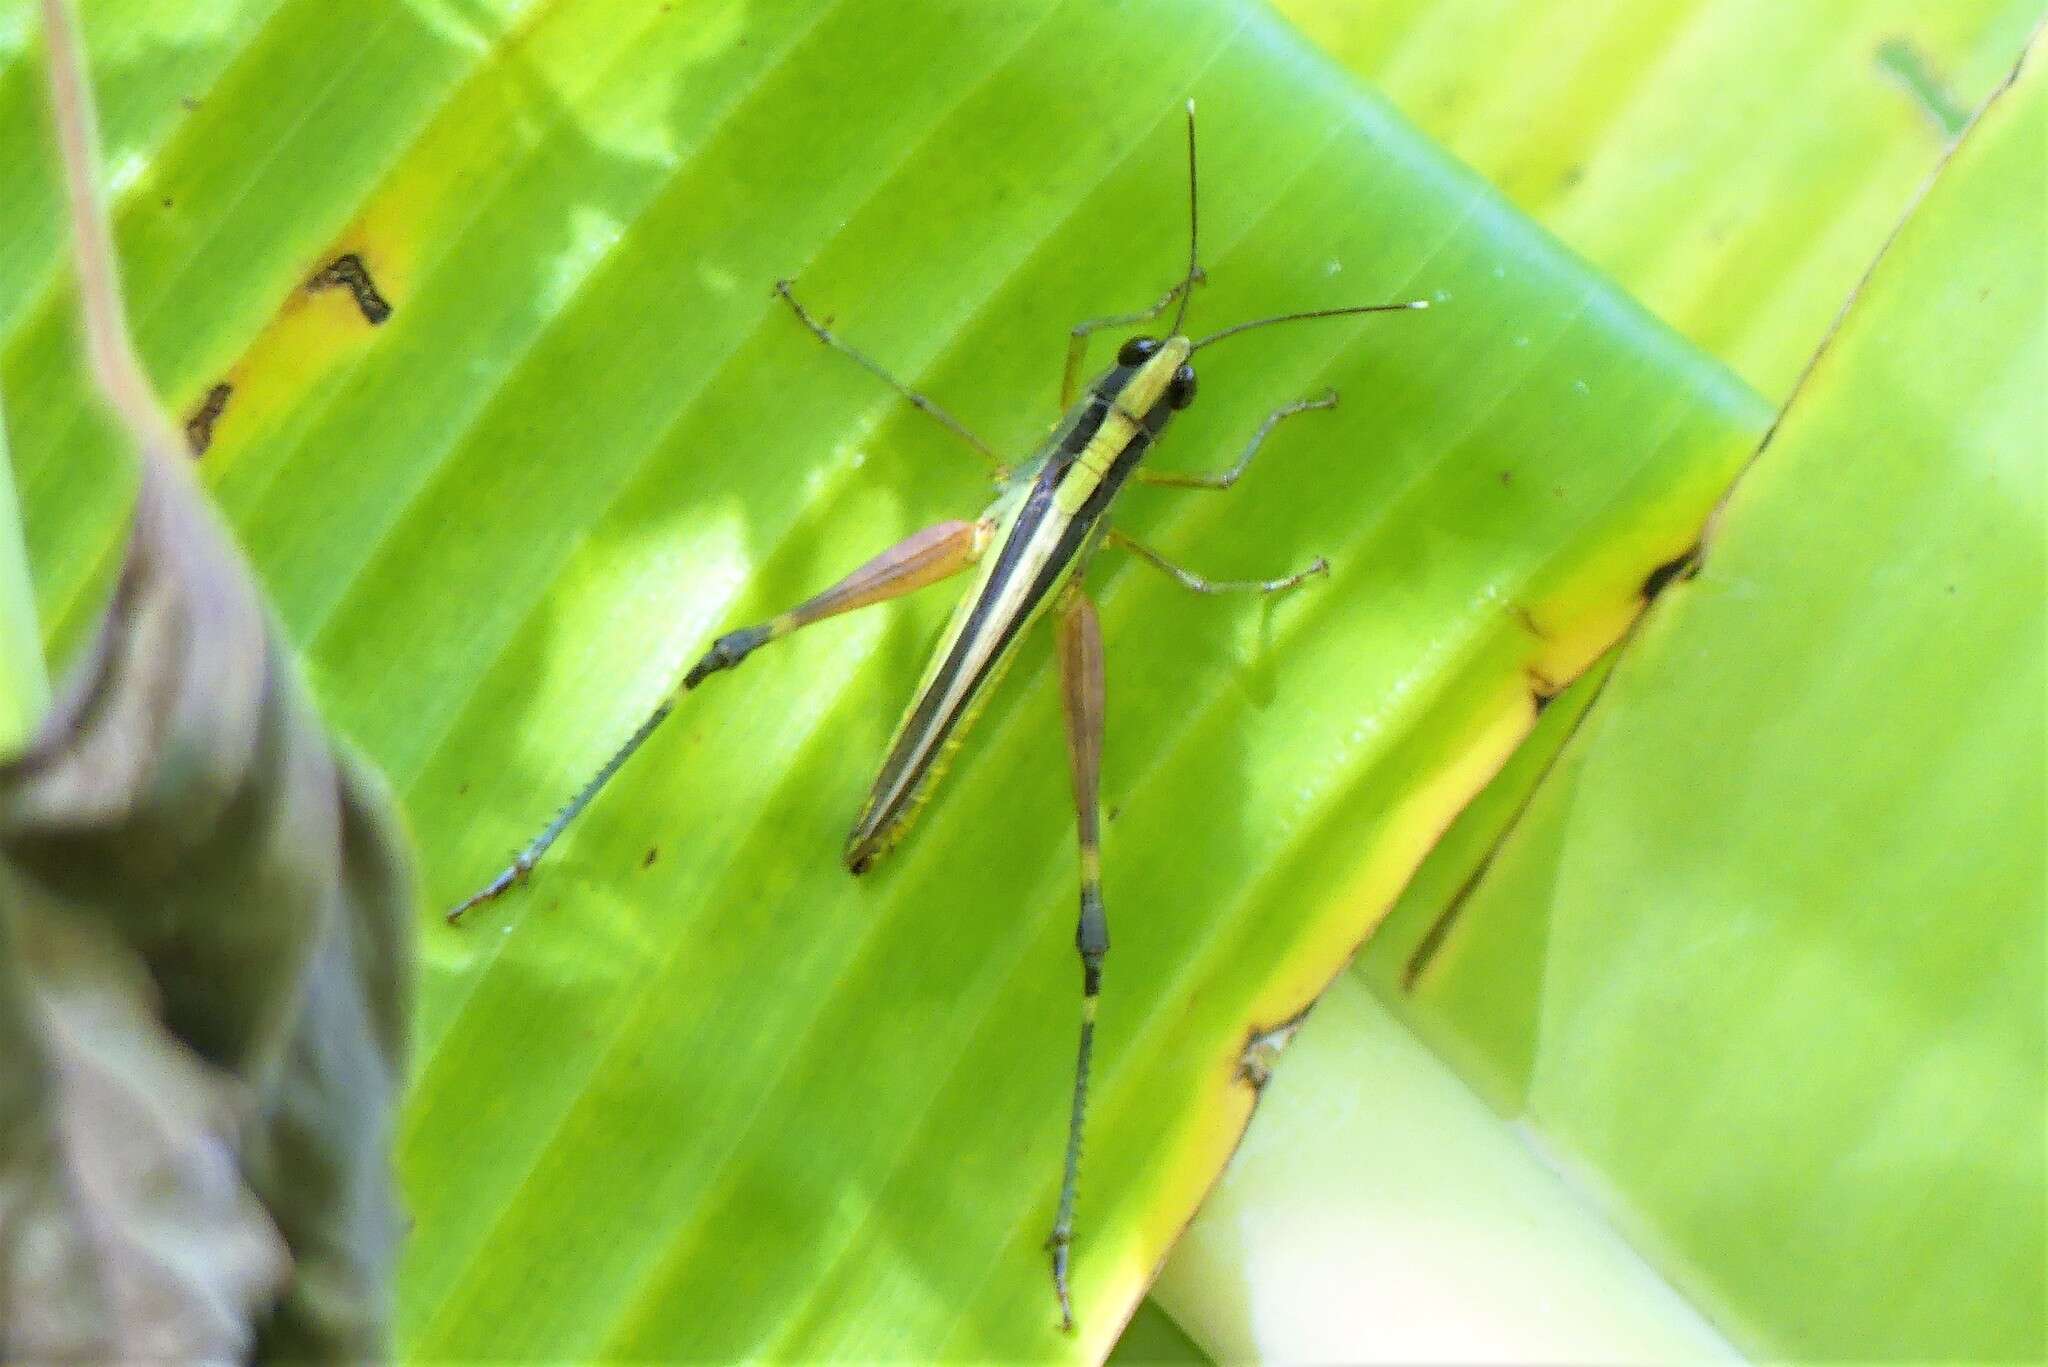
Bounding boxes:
[1154,973,1734,1363]
[1105,1298,1209,1367]
[1276,0,2043,400]
[1401,45,2046,1359]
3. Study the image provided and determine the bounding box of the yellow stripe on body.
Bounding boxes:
[1055,406,1136,514]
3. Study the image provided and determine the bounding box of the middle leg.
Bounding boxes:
[1138,389,1338,491]
[1108,528,1328,596]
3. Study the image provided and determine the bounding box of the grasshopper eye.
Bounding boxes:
[1117,336,1161,366]
[1168,364,1198,409]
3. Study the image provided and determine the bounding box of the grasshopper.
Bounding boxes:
[448,101,1425,1332]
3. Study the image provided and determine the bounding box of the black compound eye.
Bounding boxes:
[1117,336,1161,366]
[1168,364,1198,409]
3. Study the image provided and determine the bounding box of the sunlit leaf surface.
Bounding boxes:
[1,0,1768,1356]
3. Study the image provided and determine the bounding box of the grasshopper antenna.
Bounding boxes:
[1169,98,1201,337]
[1190,298,1429,352]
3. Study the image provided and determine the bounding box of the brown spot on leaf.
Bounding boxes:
[1237,1003,1314,1093]
[182,382,231,456]
[1641,543,1703,600]
[307,253,392,324]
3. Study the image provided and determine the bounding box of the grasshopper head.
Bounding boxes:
[1116,335,1198,413]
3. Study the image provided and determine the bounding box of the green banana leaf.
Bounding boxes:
[2,0,1775,1357]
